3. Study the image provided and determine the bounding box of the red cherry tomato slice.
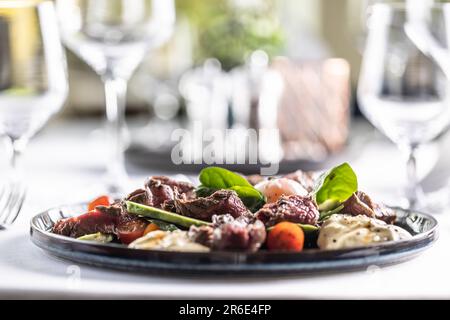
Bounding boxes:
[88,195,112,212]
[117,220,148,245]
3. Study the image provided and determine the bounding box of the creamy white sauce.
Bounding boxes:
[317,214,412,250]
[129,230,210,252]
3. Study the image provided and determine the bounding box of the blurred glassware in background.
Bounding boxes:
[178,58,232,165]
[358,3,450,210]
[55,0,175,195]
[180,59,231,132]
[0,0,68,226]
[231,50,278,131]
[127,49,351,173]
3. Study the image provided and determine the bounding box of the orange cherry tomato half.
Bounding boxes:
[88,195,112,212]
[143,223,160,236]
[267,222,305,252]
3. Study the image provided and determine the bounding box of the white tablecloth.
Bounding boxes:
[1,118,449,299]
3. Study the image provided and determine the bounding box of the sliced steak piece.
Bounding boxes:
[126,188,150,206]
[174,190,250,221]
[127,176,195,209]
[213,216,266,252]
[188,225,214,248]
[110,202,149,244]
[146,178,176,208]
[283,170,316,192]
[255,195,319,227]
[189,214,266,252]
[149,176,194,195]
[52,207,120,238]
[342,191,396,224]
[53,201,149,244]
[161,199,177,212]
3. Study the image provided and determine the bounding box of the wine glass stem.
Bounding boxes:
[103,76,128,195]
[403,145,425,209]
[4,137,26,201]
[7,137,25,176]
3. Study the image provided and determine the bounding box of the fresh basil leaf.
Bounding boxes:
[314,162,358,207]
[199,167,253,189]
[229,186,265,212]
[198,167,266,212]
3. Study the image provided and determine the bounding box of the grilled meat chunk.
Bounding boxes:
[213,216,266,251]
[146,178,176,208]
[54,176,194,241]
[53,201,148,243]
[188,225,214,247]
[52,205,121,238]
[189,214,266,252]
[127,176,195,209]
[255,195,319,227]
[342,191,396,224]
[149,176,194,195]
[174,189,250,221]
[126,189,149,205]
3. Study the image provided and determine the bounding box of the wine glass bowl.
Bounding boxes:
[0,0,68,143]
[56,0,175,80]
[358,3,450,209]
[55,0,175,194]
[0,0,68,226]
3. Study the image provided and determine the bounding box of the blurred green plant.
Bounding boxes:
[177,0,284,71]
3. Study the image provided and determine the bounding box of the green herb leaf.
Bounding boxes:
[198,167,266,212]
[314,162,358,207]
[199,167,253,189]
[229,186,265,212]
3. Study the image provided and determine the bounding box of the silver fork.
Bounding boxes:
[0,178,27,228]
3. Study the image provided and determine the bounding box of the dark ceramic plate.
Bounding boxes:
[30,204,438,275]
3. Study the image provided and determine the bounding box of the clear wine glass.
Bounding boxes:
[0,0,68,225]
[55,0,175,196]
[358,3,450,210]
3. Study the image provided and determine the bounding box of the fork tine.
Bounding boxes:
[0,182,16,225]
[0,184,5,199]
[0,183,9,213]
[0,182,15,225]
[5,184,26,225]
[1,180,22,225]
[0,175,27,227]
